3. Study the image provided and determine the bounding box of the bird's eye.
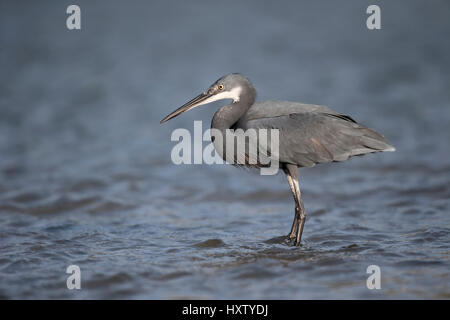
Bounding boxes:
[218,84,224,90]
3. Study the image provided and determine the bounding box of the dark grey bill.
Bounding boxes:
[160,92,211,124]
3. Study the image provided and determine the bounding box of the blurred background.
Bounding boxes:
[0,0,449,299]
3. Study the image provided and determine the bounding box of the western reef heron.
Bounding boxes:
[161,73,395,246]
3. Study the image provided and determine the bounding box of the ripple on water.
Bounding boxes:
[25,196,100,216]
[194,239,226,248]
[88,200,136,214]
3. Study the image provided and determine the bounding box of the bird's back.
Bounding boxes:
[238,100,339,123]
[234,100,395,167]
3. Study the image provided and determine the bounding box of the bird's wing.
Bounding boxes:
[237,107,394,167]
[239,101,345,122]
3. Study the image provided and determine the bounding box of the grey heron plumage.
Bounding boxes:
[161,73,395,245]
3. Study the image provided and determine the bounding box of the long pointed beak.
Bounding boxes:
[160,92,212,124]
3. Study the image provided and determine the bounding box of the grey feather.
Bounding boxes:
[235,101,395,167]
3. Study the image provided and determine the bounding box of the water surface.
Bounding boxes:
[0,1,449,299]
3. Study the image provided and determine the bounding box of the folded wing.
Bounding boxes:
[236,101,395,167]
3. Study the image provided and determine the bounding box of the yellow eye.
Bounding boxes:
[218,84,224,90]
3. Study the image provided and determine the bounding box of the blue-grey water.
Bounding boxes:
[0,1,449,299]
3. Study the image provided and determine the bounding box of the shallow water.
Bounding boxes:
[0,1,449,299]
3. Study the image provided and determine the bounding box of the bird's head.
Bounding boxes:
[160,73,254,124]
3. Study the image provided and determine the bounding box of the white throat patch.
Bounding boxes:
[201,86,242,105]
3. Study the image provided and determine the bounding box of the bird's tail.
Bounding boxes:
[358,127,395,152]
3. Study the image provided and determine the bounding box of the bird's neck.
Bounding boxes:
[211,84,256,131]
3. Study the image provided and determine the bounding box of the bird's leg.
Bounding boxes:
[283,165,300,242]
[292,170,306,246]
[285,164,306,246]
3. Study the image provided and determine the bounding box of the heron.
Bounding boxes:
[160,73,395,246]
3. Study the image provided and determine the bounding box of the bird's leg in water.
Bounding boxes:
[284,167,299,240]
[284,164,306,246]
